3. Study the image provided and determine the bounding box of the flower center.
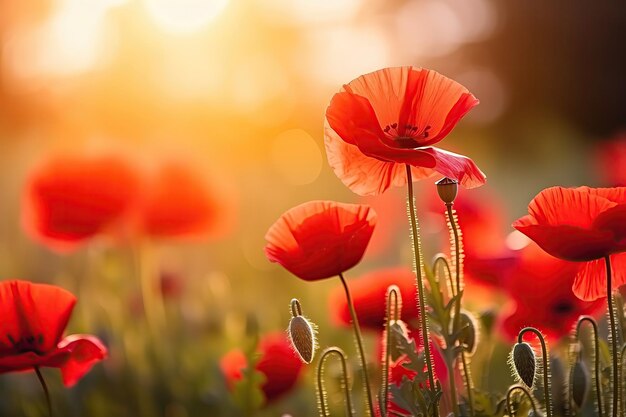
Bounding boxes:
[383,123,431,149]
[7,333,45,354]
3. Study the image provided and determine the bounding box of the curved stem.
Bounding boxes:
[507,385,539,417]
[574,316,603,417]
[34,366,52,417]
[518,327,552,417]
[432,254,455,299]
[382,286,401,415]
[605,256,619,417]
[317,347,355,417]
[338,273,375,417]
[406,165,439,416]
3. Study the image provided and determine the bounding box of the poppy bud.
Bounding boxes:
[436,177,458,204]
[571,357,589,409]
[459,311,479,356]
[511,342,536,388]
[288,299,317,364]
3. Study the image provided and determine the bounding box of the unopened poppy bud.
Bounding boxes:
[571,357,589,409]
[511,342,536,388]
[288,299,318,364]
[459,311,479,355]
[436,177,458,204]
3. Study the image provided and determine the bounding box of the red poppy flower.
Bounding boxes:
[219,332,303,404]
[324,66,486,196]
[264,201,376,281]
[22,153,139,252]
[328,267,419,330]
[513,186,626,300]
[500,243,604,341]
[595,133,626,186]
[0,280,107,386]
[138,160,235,240]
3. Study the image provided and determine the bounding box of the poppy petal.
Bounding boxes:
[418,147,486,188]
[526,187,616,228]
[264,201,376,280]
[513,187,619,261]
[0,281,76,355]
[399,68,479,146]
[325,124,437,196]
[573,254,626,301]
[55,335,108,387]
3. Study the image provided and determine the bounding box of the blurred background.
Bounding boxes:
[1,0,626,416]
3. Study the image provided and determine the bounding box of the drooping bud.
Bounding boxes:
[511,342,537,388]
[459,311,479,356]
[571,356,589,409]
[288,299,317,364]
[436,177,458,204]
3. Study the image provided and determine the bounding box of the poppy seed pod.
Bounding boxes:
[288,299,317,364]
[571,357,589,409]
[511,342,536,388]
[436,177,459,204]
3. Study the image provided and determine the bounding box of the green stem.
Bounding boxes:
[461,349,475,417]
[605,256,619,417]
[339,273,375,417]
[406,165,439,416]
[382,286,401,415]
[506,385,539,417]
[518,327,552,417]
[316,347,355,417]
[574,316,603,417]
[433,255,455,300]
[34,366,52,417]
[446,350,460,416]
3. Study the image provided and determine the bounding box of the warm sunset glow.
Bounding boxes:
[143,0,230,33]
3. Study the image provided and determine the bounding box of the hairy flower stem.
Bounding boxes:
[445,203,475,417]
[605,256,619,417]
[317,347,355,417]
[518,327,553,417]
[381,287,401,415]
[574,316,603,417]
[338,273,375,417]
[35,366,52,417]
[506,385,539,417]
[405,165,439,417]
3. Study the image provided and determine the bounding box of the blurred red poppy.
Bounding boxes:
[219,332,303,404]
[0,280,107,386]
[595,133,626,186]
[264,201,376,281]
[22,153,139,252]
[328,267,419,330]
[500,243,604,341]
[513,186,626,300]
[138,160,235,240]
[324,66,485,196]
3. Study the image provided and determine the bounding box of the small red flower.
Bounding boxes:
[264,201,376,281]
[328,267,419,330]
[513,186,626,300]
[324,66,486,196]
[219,332,303,404]
[22,153,139,252]
[138,160,235,240]
[0,280,107,386]
[500,243,604,341]
[595,133,626,186]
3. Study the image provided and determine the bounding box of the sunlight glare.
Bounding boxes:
[144,0,230,34]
